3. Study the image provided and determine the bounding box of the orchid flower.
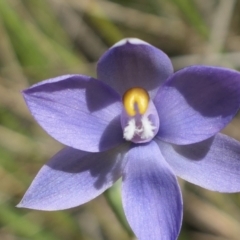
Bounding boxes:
[18,38,240,240]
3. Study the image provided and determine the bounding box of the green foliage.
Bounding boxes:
[170,0,209,38]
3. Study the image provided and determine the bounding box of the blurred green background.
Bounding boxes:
[1,0,240,239]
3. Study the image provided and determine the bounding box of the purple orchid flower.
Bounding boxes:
[18,38,240,240]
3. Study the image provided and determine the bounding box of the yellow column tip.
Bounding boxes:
[123,88,150,116]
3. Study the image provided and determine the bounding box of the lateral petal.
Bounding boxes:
[155,66,240,144]
[18,144,128,210]
[23,75,123,152]
[157,133,240,192]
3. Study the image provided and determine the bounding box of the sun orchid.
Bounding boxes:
[19,38,240,240]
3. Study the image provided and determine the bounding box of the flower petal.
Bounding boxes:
[18,144,129,210]
[122,141,182,240]
[157,133,240,192]
[154,66,240,144]
[97,38,173,98]
[23,75,124,152]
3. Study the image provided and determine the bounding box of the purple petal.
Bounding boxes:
[122,141,182,240]
[154,66,240,144]
[97,38,173,98]
[18,144,129,210]
[157,133,240,192]
[23,75,124,152]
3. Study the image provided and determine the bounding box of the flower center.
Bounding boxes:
[121,87,159,143]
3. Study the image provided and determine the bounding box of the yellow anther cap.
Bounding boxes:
[123,88,150,116]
